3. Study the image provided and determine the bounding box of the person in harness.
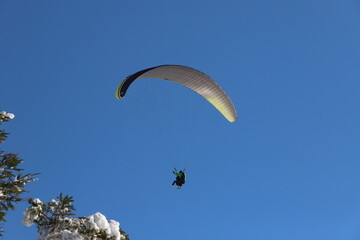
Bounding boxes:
[172,168,186,189]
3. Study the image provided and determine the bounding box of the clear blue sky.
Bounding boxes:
[1,0,360,239]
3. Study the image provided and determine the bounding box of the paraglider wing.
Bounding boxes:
[116,65,237,122]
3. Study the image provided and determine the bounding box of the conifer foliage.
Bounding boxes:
[23,194,129,240]
[1,111,129,239]
[0,111,38,235]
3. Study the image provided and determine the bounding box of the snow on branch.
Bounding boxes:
[23,194,129,240]
[0,110,38,236]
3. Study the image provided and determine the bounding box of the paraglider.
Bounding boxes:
[115,65,237,122]
[116,65,238,189]
[172,168,186,189]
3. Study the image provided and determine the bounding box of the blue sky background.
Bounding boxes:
[1,0,360,239]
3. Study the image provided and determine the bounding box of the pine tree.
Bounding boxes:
[0,111,38,236]
[1,111,129,239]
[23,194,130,240]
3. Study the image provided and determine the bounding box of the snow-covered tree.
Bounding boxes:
[23,194,130,240]
[1,111,129,239]
[0,111,38,235]
[0,111,15,143]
